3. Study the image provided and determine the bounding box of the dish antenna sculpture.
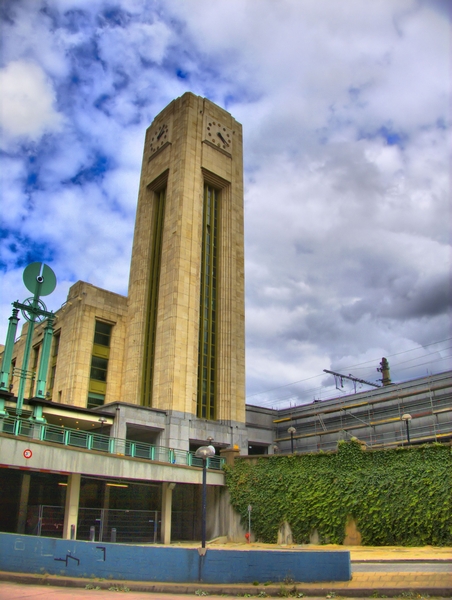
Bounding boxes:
[0,263,57,416]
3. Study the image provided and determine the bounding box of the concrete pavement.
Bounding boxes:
[0,543,450,598]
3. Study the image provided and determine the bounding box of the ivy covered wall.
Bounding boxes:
[224,441,452,546]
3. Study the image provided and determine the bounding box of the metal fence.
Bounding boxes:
[25,505,192,543]
[282,418,452,454]
[26,504,65,537]
[77,508,161,543]
[0,416,224,470]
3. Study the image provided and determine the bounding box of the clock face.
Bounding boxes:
[149,122,170,156]
[204,119,233,153]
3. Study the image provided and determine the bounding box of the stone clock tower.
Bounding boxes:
[123,93,245,434]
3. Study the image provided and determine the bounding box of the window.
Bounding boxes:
[9,358,16,391]
[87,320,113,408]
[197,184,219,419]
[48,332,60,397]
[94,321,112,347]
[87,393,106,410]
[90,356,108,382]
[142,186,166,407]
[29,345,40,397]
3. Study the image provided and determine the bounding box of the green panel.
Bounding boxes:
[197,184,218,419]
[92,344,110,359]
[141,187,166,407]
[89,380,107,394]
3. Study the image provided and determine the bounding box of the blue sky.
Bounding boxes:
[1,0,451,407]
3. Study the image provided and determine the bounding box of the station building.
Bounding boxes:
[0,93,450,545]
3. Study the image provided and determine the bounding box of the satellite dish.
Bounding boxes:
[23,262,57,296]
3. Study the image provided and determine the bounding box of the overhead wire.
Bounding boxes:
[246,337,452,408]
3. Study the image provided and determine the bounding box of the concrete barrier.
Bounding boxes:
[0,533,351,583]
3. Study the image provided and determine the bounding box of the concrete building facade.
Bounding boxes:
[0,94,257,545]
[272,370,452,454]
[2,93,248,454]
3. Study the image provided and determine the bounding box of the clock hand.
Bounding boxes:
[217,132,229,146]
[157,126,166,140]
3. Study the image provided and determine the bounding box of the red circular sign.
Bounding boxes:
[23,449,32,459]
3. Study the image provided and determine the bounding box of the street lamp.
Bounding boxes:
[98,417,107,435]
[288,426,296,454]
[401,414,412,445]
[195,443,216,548]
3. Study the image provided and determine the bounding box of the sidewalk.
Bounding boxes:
[205,540,452,561]
[0,544,450,597]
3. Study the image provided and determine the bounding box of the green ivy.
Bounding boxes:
[224,441,452,546]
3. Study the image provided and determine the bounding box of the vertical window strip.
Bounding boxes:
[10,358,16,391]
[198,185,218,419]
[87,320,113,408]
[141,187,166,407]
[48,332,60,395]
[29,346,40,397]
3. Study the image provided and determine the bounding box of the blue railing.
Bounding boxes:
[0,416,225,470]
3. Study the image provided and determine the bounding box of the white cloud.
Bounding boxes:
[0,60,62,140]
[97,20,173,68]
[0,158,28,228]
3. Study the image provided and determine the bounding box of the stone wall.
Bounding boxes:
[0,532,351,583]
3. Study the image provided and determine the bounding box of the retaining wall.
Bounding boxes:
[0,533,351,583]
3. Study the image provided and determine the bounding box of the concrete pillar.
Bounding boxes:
[161,482,175,544]
[113,405,127,439]
[102,484,111,541]
[17,473,31,534]
[63,473,81,539]
[220,446,240,466]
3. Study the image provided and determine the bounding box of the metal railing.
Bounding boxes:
[0,416,225,470]
[283,419,452,454]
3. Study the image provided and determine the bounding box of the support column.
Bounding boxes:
[102,484,111,542]
[0,308,19,395]
[17,473,31,534]
[63,473,81,539]
[161,482,175,545]
[35,317,54,399]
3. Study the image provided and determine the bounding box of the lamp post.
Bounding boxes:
[288,426,296,454]
[401,414,412,445]
[195,443,216,548]
[98,417,107,435]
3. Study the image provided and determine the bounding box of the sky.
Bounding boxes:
[0,0,451,409]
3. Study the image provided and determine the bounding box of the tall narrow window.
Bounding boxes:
[9,358,16,392]
[141,187,166,407]
[48,332,60,398]
[87,320,112,409]
[29,345,40,397]
[197,184,219,419]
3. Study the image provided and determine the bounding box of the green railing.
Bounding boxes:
[0,416,225,470]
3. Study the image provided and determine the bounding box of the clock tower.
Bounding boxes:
[123,93,245,441]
